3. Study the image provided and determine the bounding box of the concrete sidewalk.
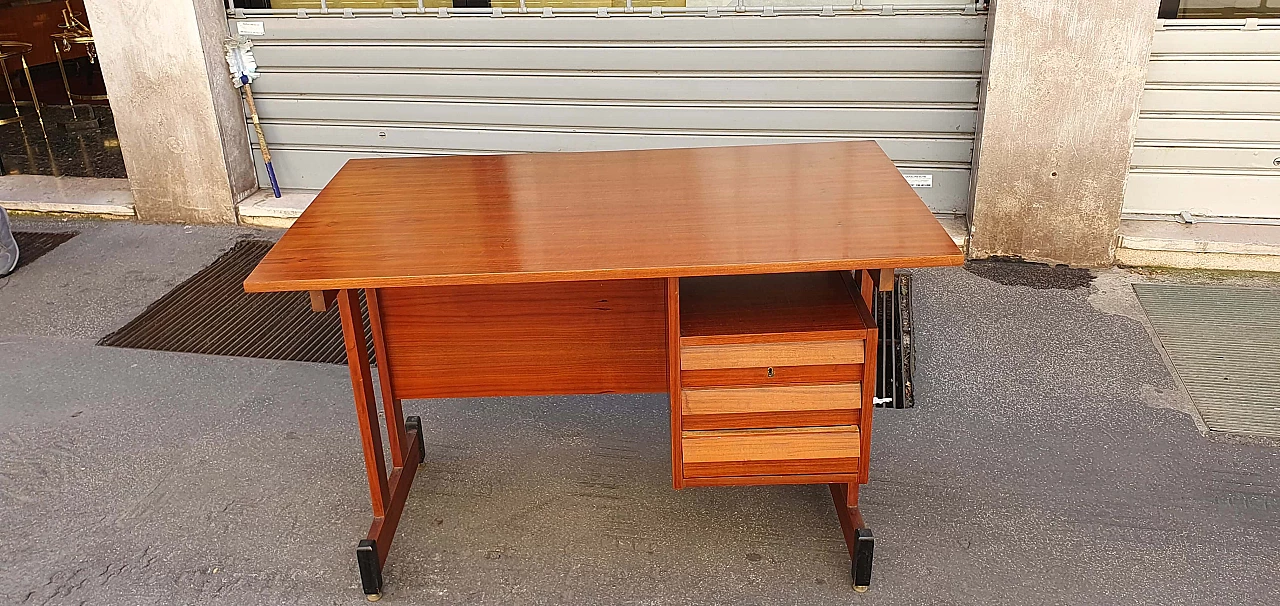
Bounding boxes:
[1,219,1277,605]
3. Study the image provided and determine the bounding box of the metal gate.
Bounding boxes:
[228,2,987,215]
[1124,18,1280,222]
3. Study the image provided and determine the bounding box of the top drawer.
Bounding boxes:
[680,339,864,371]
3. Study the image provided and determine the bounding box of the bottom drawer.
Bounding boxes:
[682,426,860,479]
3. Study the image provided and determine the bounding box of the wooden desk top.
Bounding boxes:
[244,141,963,292]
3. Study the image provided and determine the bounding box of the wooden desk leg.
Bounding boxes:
[337,289,424,601]
[367,289,408,468]
[666,277,684,489]
[829,482,874,592]
[835,278,879,591]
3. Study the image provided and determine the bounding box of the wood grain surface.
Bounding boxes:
[679,364,864,389]
[682,426,861,478]
[682,384,862,416]
[680,340,864,370]
[666,277,684,489]
[366,288,406,467]
[684,473,861,488]
[858,322,878,484]
[337,289,388,516]
[376,280,667,398]
[683,426,861,460]
[244,141,963,293]
[680,272,873,341]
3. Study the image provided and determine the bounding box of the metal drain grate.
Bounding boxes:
[1135,283,1280,439]
[874,274,914,409]
[100,239,372,365]
[12,231,77,272]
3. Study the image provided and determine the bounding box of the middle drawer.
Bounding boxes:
[682,383,861,430]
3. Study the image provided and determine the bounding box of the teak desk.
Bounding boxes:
[244,141,963,599]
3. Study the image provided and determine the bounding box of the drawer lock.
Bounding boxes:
[767,367,774,378]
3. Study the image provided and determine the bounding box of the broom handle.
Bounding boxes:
[241,79,281,197]
[242,82,270,165]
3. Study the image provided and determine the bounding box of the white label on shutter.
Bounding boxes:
[237,22,265,36]
[903,174,933,188]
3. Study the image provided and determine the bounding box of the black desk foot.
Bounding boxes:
[357,539,383,600]
[830,482,874,592]
[852,527,874,591]
[406,416,426,464]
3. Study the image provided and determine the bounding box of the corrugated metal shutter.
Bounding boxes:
[1125,18,1280,222]
[229,5,987,215]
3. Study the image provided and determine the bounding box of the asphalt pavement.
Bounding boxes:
[1,218,1276,605]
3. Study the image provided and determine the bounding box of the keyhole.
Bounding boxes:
[767,367,775,378]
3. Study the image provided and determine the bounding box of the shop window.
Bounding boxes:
[1158,0,1280,18]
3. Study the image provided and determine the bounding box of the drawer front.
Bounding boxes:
[681,364,862,389]
[682,426,860,479]
[680,339,863,371]
[682,383,861,430]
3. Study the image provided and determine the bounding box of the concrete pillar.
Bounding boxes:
[968,1,1161,267]
[83,0,256,224]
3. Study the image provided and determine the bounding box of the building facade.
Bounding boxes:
[80,0,1280,268]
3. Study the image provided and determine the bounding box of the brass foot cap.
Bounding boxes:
[854,585,869,593]
[366,593,382,602]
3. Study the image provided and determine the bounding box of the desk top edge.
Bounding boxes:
[243,254,964,293]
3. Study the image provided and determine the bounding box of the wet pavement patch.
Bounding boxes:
[965,258,1094,290]
[12,231,77,272]
[99,239,372,364]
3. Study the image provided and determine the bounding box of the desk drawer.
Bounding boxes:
[682,426,860,479]
[682,383,861,430]
[680,339,864,371]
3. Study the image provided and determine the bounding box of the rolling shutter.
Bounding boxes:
[230,4,987,215]
[1125,18,1280,222]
